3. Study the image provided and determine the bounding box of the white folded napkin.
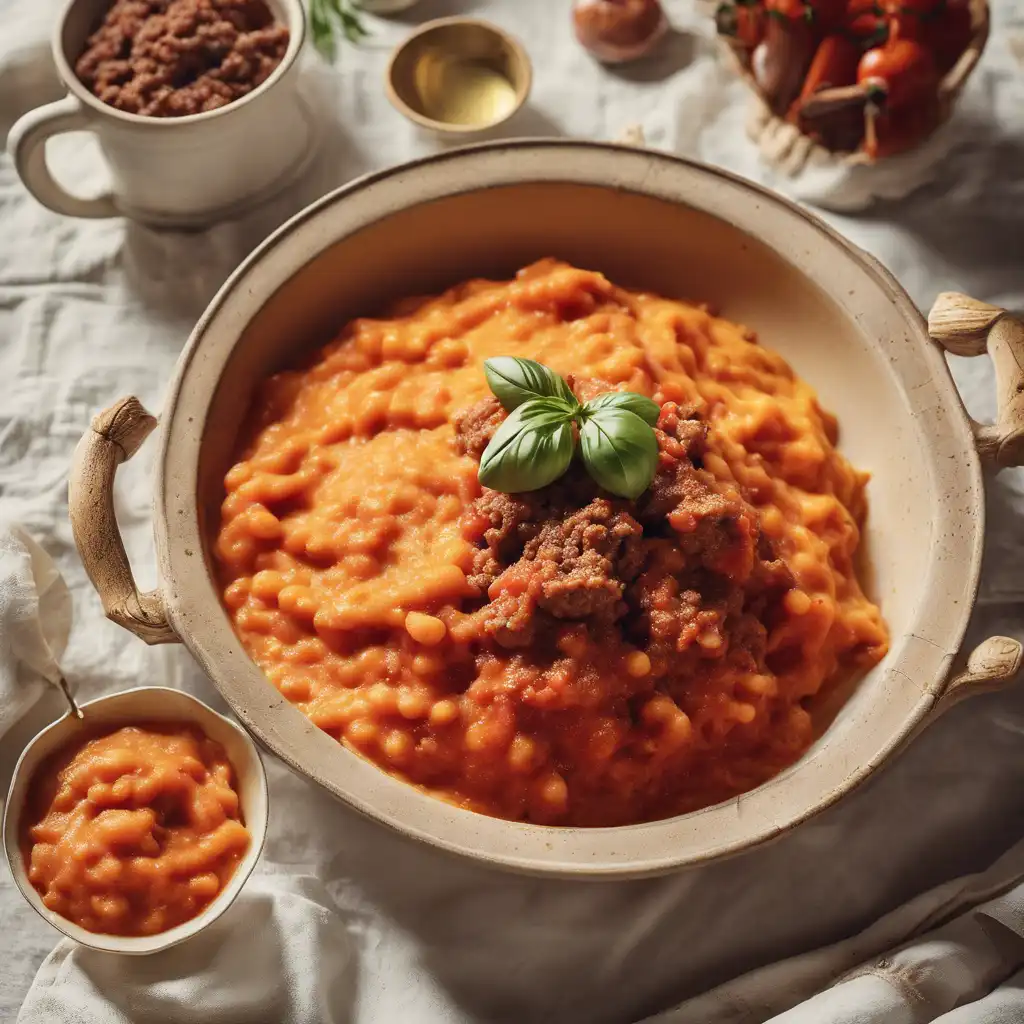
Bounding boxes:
[18,875,357,1024]
[0,524,72,735]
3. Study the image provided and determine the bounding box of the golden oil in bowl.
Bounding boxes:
[387,18,532,134]
[413,50,519,127]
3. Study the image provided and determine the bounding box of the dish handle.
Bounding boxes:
[68,397,179,645]
[936,635,1022,713]
[929,293,1024,468]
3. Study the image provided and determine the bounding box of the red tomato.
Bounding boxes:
[844,0,888,45]
[806,0,847,31]
[885,0,946,42]
[857,37,938,106]
[922,0,973,72]
[866,93,940,157]
[765,0,810,20]
[881,0,944,16]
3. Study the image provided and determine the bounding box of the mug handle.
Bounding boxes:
[7,95,119,219]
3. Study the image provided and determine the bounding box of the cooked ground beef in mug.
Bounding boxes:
[75,0,290,117]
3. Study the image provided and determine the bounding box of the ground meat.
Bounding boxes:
[75,0,289,118]
[529,499,644,620]
[752,532,795,596]
[456,384,791,661]
[655,402,708,465]
[464,490,538,593]
[468,486,644,647]
[641,404,756,580]
[632,572,706,662]
[461,461,600,590]
[726,613,769,672]
[565,374,618,404]
[479,577,541,649]
[641,463,757,579]
[453,396,506,460]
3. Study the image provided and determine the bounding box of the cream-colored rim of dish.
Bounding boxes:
[155,141,983,878]
[51,0,306,129]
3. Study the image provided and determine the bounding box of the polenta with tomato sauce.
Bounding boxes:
[23,723,249,935]
[215,260,888,826]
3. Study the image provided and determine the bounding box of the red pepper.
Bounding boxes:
[753,11,816,113]
[789,35,866,148]
[716,0,767,49]
[857,36,938,107]
[799,34,862,97]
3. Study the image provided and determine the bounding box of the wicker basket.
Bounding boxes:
[717,0,990,176]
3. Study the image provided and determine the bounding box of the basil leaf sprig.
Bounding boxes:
[477,357,660,500]
[309,0,367,61]
[484,357,578,410]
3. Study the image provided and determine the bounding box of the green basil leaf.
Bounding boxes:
[579,409,659,499]
[583,391,661,427]
[484,357,578,412]
[478,398,576,493]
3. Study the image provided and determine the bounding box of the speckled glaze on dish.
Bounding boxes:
[68,142,1024,877]
[3,687,269,953]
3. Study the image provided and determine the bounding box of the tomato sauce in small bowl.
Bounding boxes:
[3,687,267,954]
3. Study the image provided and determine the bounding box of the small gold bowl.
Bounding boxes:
[386,18,532,136]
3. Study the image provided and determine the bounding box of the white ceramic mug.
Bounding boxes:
[7,0,315,228]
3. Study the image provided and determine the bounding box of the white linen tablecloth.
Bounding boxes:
[2,0,1024,1020]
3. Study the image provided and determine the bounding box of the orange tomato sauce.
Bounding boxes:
[23,722,250,936]
[215,260,888,825]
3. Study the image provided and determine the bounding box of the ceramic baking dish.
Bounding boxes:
[69,141,1024,877]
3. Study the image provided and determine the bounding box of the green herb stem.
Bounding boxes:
[309,0,368,61]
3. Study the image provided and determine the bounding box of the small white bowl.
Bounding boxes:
[3,687,268,955]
